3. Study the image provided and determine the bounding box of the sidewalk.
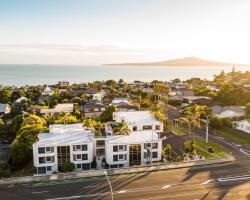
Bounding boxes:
[0,156,234,186]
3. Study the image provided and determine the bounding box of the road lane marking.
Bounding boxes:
[117,190,127,194]
[32,191,49,194]
[201,179,213,185]
[218,175,250,182]
[161,185,171,189]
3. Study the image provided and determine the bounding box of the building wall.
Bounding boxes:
[235,121,250,134]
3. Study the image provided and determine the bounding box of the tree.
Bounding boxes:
[179,104,208,134]
[163,144,172,160]
[62,162,75,172]
[209,116,223,129]
[100,105,116,122]
[113,120,131,135]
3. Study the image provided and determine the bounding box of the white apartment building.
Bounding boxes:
[33,115,163,175]
[33,124,94,174]
[233,119,250,134]
[113,111,164,133]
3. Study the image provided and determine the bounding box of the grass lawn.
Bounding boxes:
[185,138,229,159]
[214,127,250,146]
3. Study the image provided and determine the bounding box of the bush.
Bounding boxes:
[0,164,11,178]
[222,118,232,128]
[62,162,75,172]
[209,116,223,129]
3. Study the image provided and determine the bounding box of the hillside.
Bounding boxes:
[107,57,248,66]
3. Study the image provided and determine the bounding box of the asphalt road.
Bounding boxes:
[1,159,250,200]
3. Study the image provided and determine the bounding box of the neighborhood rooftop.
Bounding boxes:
[113,111,160,125]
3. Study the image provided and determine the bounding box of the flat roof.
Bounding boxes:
[106,130,161,144]
[41,103,74,114]
[35,123,94,146]
[113,111,161,125]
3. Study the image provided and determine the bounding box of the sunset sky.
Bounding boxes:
[0,0,250,64]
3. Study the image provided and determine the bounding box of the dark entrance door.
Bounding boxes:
[57,146,70,172]
[129,144,141,166]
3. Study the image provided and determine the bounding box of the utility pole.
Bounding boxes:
[205,116,209,144]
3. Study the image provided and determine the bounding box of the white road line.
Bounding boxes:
[117,190,127,194]
[201,179,213,185]
[218,175,250,182]
[32,191,49,194]
[161,185,171,189]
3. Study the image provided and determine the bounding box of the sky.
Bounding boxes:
[0,0,250,64]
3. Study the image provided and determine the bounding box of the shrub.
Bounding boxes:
[209,116,223,129]
[222,118,232,128]
[62,162,75,172]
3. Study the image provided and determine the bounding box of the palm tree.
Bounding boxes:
[179,104,206,135]
[113,120,131,135]
[44,113,54,125]
[61,112,70,125]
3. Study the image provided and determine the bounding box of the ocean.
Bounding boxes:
[0,64,249,86]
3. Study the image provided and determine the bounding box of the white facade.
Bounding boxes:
[233,120,250,134]
[105,130,162,168]
[92,91,106,101]
[33,124,94,174]
[42,86,54,96]
[113,111,163,133]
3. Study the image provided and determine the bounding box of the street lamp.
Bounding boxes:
[104,171,114,200]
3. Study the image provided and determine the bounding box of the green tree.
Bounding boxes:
[100,105,116,122]
[163,144,172,160]
[209,116,223,129]
[113,120,131,135]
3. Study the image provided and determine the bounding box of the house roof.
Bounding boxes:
[212,105,245,118]
[184,96,212,100]
[112,98,129,104]
[40,103,74,114]
[35,123,94,146]
[81,102,106,109]
[113,111,161,125]
[0,104,9,113]
[106,130,161,144]
[14,96,28,103]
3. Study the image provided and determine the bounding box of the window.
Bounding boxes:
[113,146,118,152]
[38,147,45,154]
[96,149,105,156]
[76,145,81,150]
[82,154,88,160]
[113,155,118,161]
[82,145,88,151]
[133,126,137,131]
[77,154,81,160]
[152,152,158,159]
[155,125,161,130]
[118,154,126,160]
[119,145,126,151]
[96,140,105,147]
[46,156,51,162]
[144,143,151,149]
[82,163,90,170]
[37,167,46,174]
[39,157,45,164]
[152,143,158,149]
[47,166,52,171]
[77,164,81,169]
[143,125,152,130]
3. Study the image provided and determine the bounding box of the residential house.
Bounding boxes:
[111,98,139,112]
[80,102,106,118]
[113,111,163,134]
[212,105,245,118]
[233,119,250,134]
[42,86,54,96]
[92,91,106,102]
[40,103,74,114]
[0,104,11,116]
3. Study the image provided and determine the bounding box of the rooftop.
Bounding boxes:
[35,123,94,146]
[106,130,161,144]
[0,104,9,113]
[113,111,161,125]
[41,103,74,114]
